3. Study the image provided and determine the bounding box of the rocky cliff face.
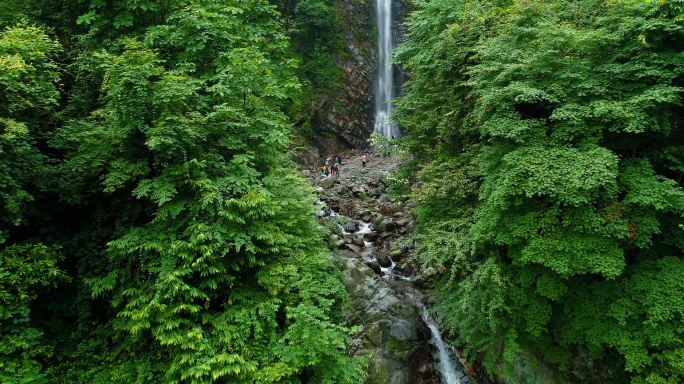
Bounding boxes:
[310,0,376,153]
[310,0,409,154]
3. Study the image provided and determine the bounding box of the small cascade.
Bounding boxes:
[356,222,372,235]
[357,222,375,258]
[374,0,400,138]
[380,259,396,277]
[345,218,470,382]
[421,308,466,384]
[336,222,346,235]
[354,221,400,277]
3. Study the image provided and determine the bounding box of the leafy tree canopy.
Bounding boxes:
[396,0,684,382]
[0,0,364,383]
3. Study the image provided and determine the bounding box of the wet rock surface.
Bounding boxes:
[310,153,474,384]
[337,257,433,384]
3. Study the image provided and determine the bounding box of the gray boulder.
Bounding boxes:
[345,243,362,253]
[376,254,392,268]
[376,219,396,233]
[336,258,435,384]
[351,236,365,246]
[363,260,382,274]
[363,231,380,242]
[422,267,437,278]
[344,220,359,233]
[320,177,335,189]
[350,185,364,195]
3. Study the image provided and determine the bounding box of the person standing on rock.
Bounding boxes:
[332,163,339,177]
[336,153,342,165]
[362,152,368,168]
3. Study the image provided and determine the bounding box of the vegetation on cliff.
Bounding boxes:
[395,0,684,382]
[272,0,344,140]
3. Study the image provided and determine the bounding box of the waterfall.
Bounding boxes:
[421,308,464,384]
[374,0,400,138]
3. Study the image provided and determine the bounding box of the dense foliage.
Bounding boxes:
[0,0,363,382]
[396,0,684,382]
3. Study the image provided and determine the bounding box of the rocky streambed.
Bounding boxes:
[306,151,475,384]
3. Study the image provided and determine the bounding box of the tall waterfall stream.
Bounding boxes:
[371,1,465,379]
[374,0,400,138]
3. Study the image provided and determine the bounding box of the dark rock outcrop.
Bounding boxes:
[310,0,376,152]
[376,254,393,268]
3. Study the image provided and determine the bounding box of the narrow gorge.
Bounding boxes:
[301,0,479,381]
[6,1,684,383]
[309,152,474,384]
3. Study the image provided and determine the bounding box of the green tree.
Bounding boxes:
[0,244,66,383]
[0,24,61,242]
[0,24,61,119]
[49,1,364,382]
[397,0,684,382]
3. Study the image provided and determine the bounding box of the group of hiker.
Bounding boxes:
[319,150,376,177]
[321,154,342,177]
[317,135,398,176]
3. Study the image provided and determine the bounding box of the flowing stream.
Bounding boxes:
[315,179,473,384]
[374,0,400,138]
[339,211,470,383]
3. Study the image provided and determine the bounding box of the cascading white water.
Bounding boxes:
[374,0,400,138]
[421,309,463,384]
[322,208,470,382]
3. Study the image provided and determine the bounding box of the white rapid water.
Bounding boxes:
[357,222,376,259]
[421,308,463,384]
[374,0,400,138]
[323,213,470,383]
